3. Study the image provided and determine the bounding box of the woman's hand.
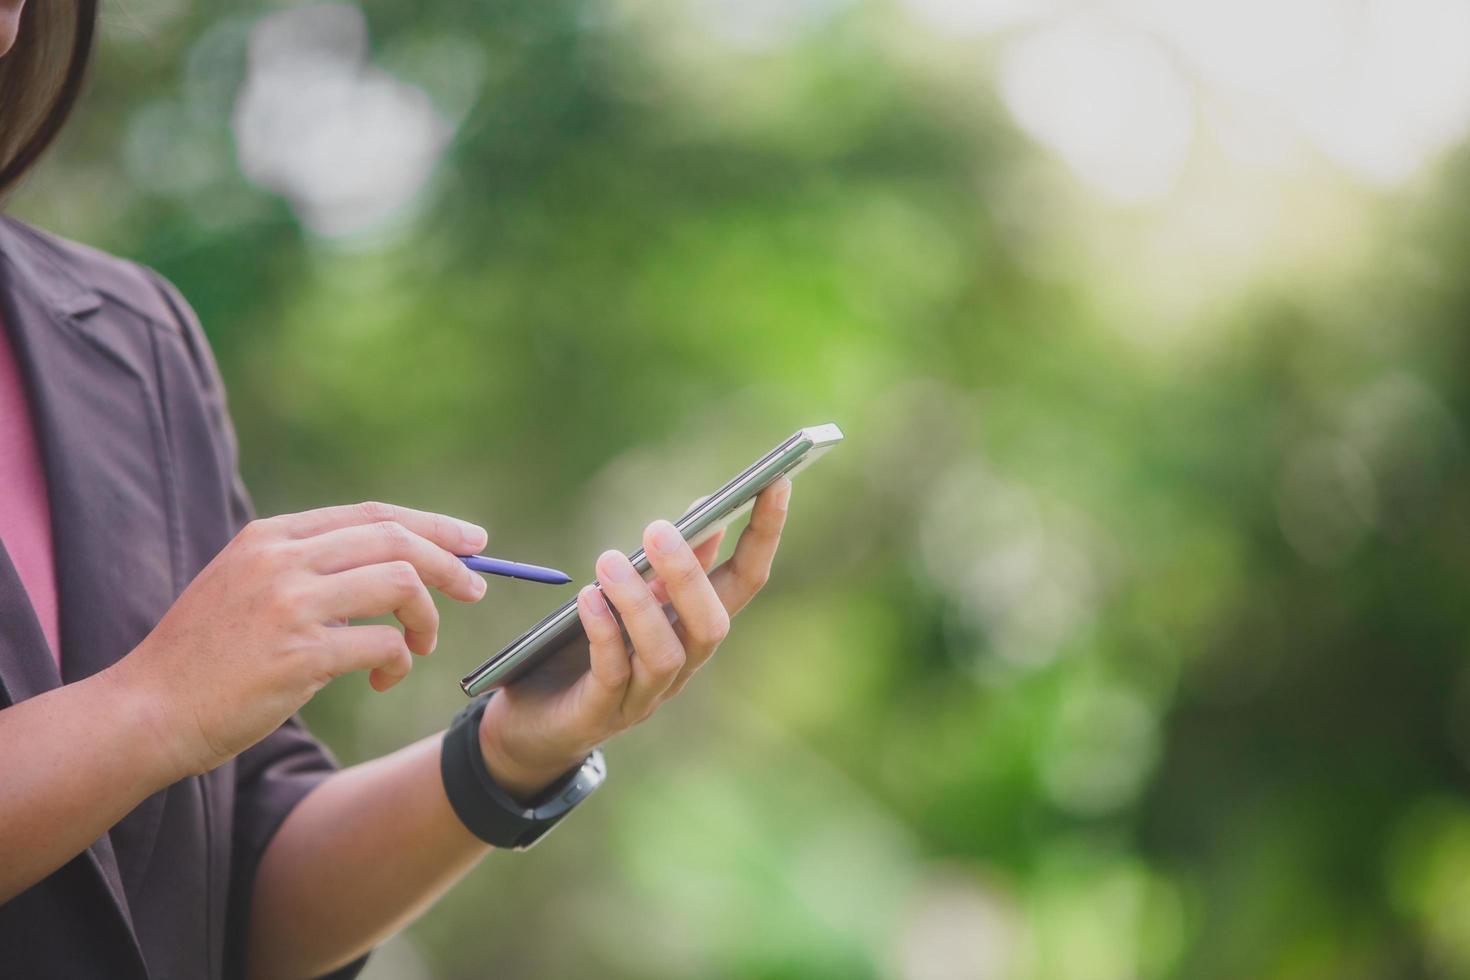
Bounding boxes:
[476,478,792,801]
[114,502,489,777]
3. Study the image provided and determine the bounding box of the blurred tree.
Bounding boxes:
[15,1,1470,977]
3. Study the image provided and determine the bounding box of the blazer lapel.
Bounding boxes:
[0,223,180,686]
[0,219,175,977]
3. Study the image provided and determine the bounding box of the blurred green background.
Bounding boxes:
[19,0,1470,976]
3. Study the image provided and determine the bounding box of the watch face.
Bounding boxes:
[528,750,607,819]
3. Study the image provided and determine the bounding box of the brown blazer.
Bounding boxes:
[0,217,364,979]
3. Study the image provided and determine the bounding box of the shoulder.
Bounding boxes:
[0,216,194,334]
[0,216,222,393]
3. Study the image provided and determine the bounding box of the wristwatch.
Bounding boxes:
[440,693,607,850]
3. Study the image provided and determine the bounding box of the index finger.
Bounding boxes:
[274,500,487,554]
[306,521,487,603]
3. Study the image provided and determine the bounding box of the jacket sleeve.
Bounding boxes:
[226,721,367,980]
[146,269,369,980]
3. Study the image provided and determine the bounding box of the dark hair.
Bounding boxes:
[0,0,97,199]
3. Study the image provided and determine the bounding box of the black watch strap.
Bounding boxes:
[440,694,606,850]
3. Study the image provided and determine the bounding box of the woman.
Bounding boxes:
[0,4,792,978]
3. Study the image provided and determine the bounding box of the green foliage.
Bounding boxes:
[20,1,1470,976]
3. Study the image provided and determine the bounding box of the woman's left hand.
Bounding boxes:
[476,477,791,801]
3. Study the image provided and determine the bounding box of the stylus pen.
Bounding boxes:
[459,554,573,585]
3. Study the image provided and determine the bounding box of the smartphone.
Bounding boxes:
[460,423,845,695]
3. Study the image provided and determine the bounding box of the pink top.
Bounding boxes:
[0,316,60,665]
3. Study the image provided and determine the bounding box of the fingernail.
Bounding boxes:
[458,520,488,549]
[470,575,488,598]
[597,550,637,583]
[772,478,792,508]
[649,520,682,555]
[579,585,609,617]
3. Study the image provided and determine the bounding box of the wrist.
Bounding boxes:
[96,658,197,789]
[476,704,587,805]
[443,698,609,850]
[105,651,207,782]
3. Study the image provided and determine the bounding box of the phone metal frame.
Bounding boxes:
[460,423,844,695]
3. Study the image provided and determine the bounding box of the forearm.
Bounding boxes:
[0,664,183,902]
[245,733,493,980]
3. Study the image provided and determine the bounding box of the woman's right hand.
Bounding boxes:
[112,502,489,777]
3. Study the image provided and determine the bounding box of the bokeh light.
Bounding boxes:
[17,0,1470,976]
